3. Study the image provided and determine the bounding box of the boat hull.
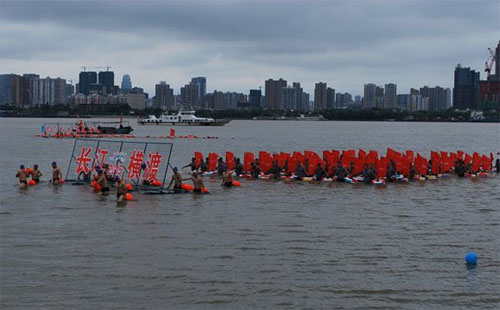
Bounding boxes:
[137,119,230,126]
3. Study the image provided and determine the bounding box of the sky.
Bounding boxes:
[0,0,499,97]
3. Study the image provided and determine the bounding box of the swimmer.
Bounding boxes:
[115,176,127,201]
[296,162,306,181]
[31,164,42,183]
[217,158,226,176]
[336,161,346,182]
[250,162,260,179]
[200,159,208,173]
[182,157,197,171]
[314,163,327,181]
[190,172,205,193]
[167,167,184,191]
[455,159,466,177]
[234,158,243,176]
[221,168,233,187]
[16,165,29,189]
[96,169,110,194]
[495,158,500,173]
[51,162,62,184]
[268,160,282,180]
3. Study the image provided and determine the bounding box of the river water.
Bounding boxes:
[1,118,499,309]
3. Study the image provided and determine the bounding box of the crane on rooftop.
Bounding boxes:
[484,47,496,79]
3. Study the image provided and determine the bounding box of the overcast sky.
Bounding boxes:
[1,0,499,97]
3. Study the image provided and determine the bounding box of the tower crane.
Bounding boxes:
[484,47,496,79]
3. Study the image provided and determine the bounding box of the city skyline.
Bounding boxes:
[1,0,498,96]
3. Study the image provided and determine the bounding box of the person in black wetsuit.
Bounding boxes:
[455,159,466,177]
[409,163,416,180]
[268,160,282,179]
[182,157,197,171]
[314,163,327,181]
[336,162,346,182]
[362,164,376,184]
[494,158,500,173]
[217,158,226,176]
[250,162,260,179]
[200,159,208,173]
[234,158,243,176]
[296,162,306,181]
[386,162,396,181]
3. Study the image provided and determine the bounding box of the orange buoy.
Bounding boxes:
[181,184,194,191]
[125,183,133,190]
[28,180,36,186]
[232,181,241,187]
[201,187,209,193]
[59,179,65,184]
[125,193,133,201]
[93,183,101,191]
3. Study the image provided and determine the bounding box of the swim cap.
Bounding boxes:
[20,165,25,169]
[52,161,57,166]
[97,170,103,175]
[173,167,178,172]
[114,175,120,182]
[34,164,38,168]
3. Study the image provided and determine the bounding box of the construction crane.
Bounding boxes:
[81,66,112,71]
[484,47,496,79]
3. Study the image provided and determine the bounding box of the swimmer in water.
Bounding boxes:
[51,162,62,184]
[495,158,500,173]
[115,176,127,201]
[217,158,226,176]
[233,158,243,176]
[182,157,197,171]
[314,163,327,181]
[16,165,29,189]
[268,160,281,180]
[190,172,205,193]
[31,164,42,183]
[96,169,110,194]
[200,159,208,173]
[167,167,184,191]
[221,168,233,187]
[295,162,306,181]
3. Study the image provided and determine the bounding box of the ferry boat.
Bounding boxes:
[137,110,230,126]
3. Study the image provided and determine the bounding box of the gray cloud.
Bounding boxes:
[1,0,498,96]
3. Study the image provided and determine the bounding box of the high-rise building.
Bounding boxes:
[190,77,206,105]
[397,94,411,111]
[224,92,246,109]
[265,78,287,109]
[154,81,174,110]
[420,86,447,111]
[0,74,26,106]
[98,71,114,95]
[376,86,384,108]
[248,89,262,107]
[121,74,132,93]
[302,92,310,110]
[326,87,335,109]
[453,64,480,110]
[37,77,66,105]
[314,82,327,110]
[363,83,377,109]
[204,91,227,110]
[384,83,397,109]
[181,83,199,109]
[445,88,452,109]
[78,71,97,95]
[23,74,40,106]
[292,82,303,110]
[335,92,352,108]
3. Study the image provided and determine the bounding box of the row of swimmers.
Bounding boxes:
[183,155,500,183]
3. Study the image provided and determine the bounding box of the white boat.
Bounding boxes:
[137,110,229,126]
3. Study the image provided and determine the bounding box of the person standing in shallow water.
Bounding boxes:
[51,162,62,184]
[115,176,127,201]
[190,172,205,193]
[31,164,42,183]
[16,165,29,189]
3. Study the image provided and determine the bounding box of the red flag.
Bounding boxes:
[194,151,203,168]
[226,152,235,170]
[169,128,176,137]
[243,152,254,172]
